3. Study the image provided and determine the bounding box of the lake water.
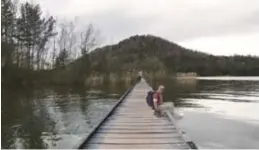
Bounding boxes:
[2,77,259,149]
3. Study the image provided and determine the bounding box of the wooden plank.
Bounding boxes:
[114,110,155,114]
[106,120,170,123]
[125,97,146,100]
[110,116,161,118]
[119,104,149,106]
[96,130,178,134]
[99,128,176,132]
[102,124,174,128]
[122,99,146,101]
[107,118,169,122]
[111,115,162,117]
[116,106,151,109]
[115,108,153,111]
[117,107,150,109]
[111,115,158,118]
[110,114,161,117]
[114,112,155,114]
[119,105,149,107]
[92,133,180,139]
[115,110,153,112]
[99,126,176,130]
[105,122,173,126]
[109,116,159,119]
[75,82,136,149]
[86,143,189,149]
[79,79,192,149]
[112,115,160,118]
[88,137,184,144]
[106,122,171,125]
[113,112,154,114]
[109,116,166,120]
[112,113,157,116]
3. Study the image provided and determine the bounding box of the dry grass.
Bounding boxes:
[84,70,170,87]
[176,72,198,79]
[84,72,105,86]
[143,71,167,81]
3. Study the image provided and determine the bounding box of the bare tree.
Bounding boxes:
[56,22,69,67]
[51,34,57,68]
[53,19,100,69]
[67,21,77,60]
[80,24,97,55]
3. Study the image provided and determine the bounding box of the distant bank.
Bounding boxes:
[197,76,259,81]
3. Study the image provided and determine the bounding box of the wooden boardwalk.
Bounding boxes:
[77,79,195,149]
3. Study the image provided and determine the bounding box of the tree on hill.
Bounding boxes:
[86,35,259,76]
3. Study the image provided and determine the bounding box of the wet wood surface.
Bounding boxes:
[81,79,190,149]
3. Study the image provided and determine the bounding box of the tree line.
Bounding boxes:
[2,0,259,85]
[1,0,98,71]
[1,0,99,85]
[88,35,259,76]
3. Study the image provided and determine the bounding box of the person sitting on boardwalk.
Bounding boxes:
[152,85,182,119]
[146,85,182,118]
[153,85,165,116]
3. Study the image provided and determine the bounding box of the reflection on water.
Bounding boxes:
[1,83,129,149]
[159,78,259,149]
[197,76,259,81]
[2,77,259,149]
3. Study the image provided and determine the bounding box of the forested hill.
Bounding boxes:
[85,35,259,76]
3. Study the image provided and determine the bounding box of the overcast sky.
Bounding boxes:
[25,0,259,56]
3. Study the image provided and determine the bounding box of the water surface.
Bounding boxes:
[2,77,259,149]
[1,83,129,149]
[162,77,259,149]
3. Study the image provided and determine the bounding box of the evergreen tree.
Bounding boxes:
[16,2,56,69]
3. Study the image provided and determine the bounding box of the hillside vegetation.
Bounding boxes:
[80,35,259,76]
[2,0,259,86]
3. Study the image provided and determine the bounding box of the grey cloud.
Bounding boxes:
[77,9,159,44]
[22,0,259,44]
[79,7,259,44]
